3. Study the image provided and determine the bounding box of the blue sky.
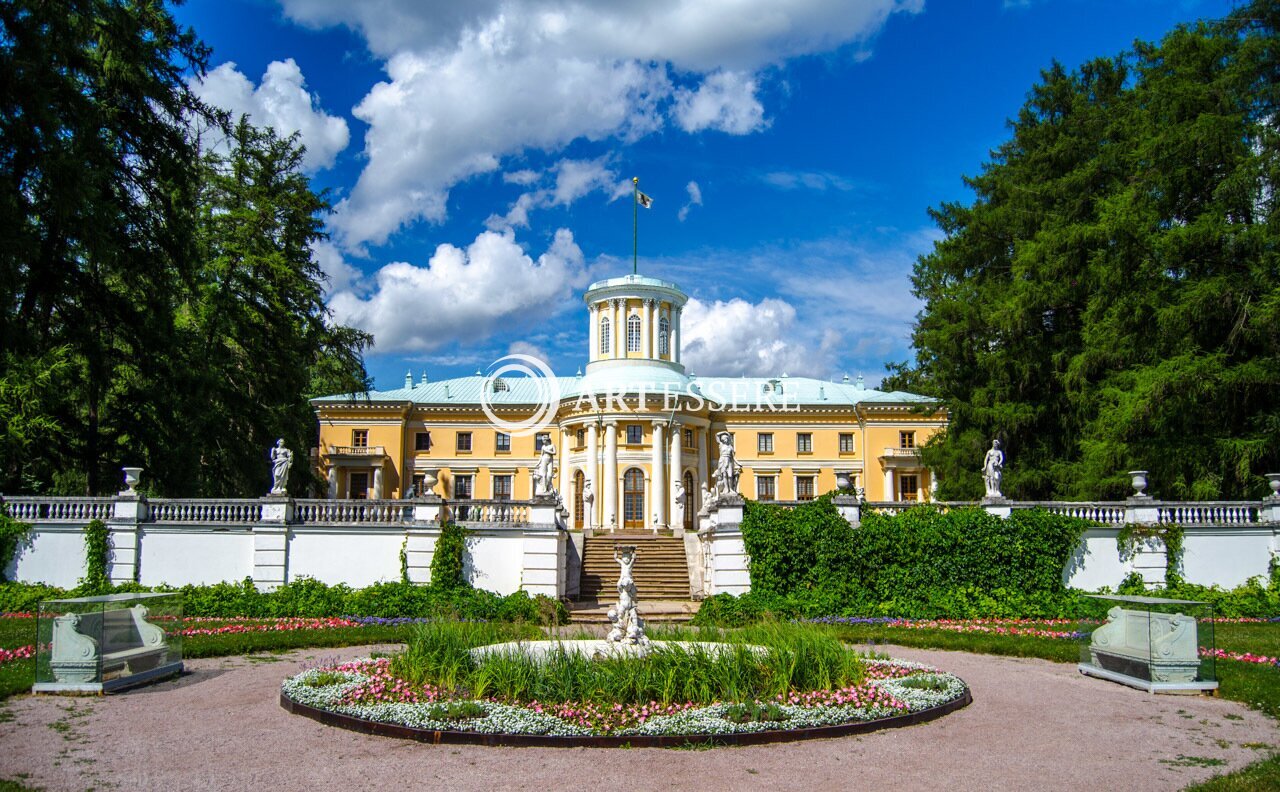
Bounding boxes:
[174,0,1234,391]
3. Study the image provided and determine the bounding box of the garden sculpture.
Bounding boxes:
[269,439,293,495]
[712,431,742,500]
[982,439,1004,499]
[606,545,648,647]
[532,442,557,497]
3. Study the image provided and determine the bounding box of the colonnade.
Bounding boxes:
[587,299,682,364]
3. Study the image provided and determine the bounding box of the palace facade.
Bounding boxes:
[312,274,946,529]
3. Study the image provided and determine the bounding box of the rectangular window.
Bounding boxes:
[348,471,368,500]
[796,476,815,501]
[535,432,550,451]
[493,475,512,501]
[415,431,431,451]
[899,474,919,501]
[495,432,511,453]
[626,424,643,444]
[797,433,813,453]
[839,433,855,454]
[411,473,425,496]
[453,475,473,500]
[757,433,774,453]
[352,429,368,448]
[456,432,472,452]
[900,431,916,449]
[576,428,585,448]
[756,476,776,501]
[683,428,694,449]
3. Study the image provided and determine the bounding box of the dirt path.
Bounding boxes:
[0,644,1275,792]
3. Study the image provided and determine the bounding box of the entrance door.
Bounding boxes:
[348,471,369,500]
[623,468,645,529]
[573,471,584,529]
[899,473,919,502]
[683,471,695,531]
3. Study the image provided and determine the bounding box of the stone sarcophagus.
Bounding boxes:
[34,592,184,694]
[1078,594,1216,694]
[1089,606,1199,683]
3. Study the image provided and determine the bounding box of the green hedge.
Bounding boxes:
[0,578,569,624]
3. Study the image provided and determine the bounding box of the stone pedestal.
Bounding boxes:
[833,495,861,528]
[413,494,444,524]
[107,495,148,585]
[252,498,291,591]
[260,495,295,524]
[982,498,1011,518]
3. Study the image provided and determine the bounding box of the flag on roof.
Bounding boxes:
[636,191,653,209]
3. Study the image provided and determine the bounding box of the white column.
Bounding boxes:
[641,299,652,358]
[697,427,710,504]
[651,421,665,529]
[929,469,939,498]
[588,303,598,362]
[651,301,660,359]
[558,426,571,502]
[373,466,384,499]
[671,307,681,363]
[586,421,599,529]
[670,420,683,524]
[327,467,338,499]
[612,299,622,358]
[884,468,895,502]
[603,420,618,530]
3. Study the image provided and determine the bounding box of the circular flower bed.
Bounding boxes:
[280,655,970,747]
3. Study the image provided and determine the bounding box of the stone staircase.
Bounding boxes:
[576,533,691,604]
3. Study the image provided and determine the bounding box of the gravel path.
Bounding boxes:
[0,644,1275,792]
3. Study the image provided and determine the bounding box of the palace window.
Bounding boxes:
[626,424,643,444]
[456,432,472,452]
[453,475,473,500]
[493,475,512,501]
[352,429,368,448]
[899,474,919,502]
[495,432,510,453]
[900,431,916,449]
[756,476,776,501]
[659,316,670,355]
[763,379,783,395]
[627,314,642,352]
[535,432,551,451]
[758,433,774,453]
[415,431,431,451]
[839,433,855,454]
[797,433,813,453]
[796,476,816,501]
[576,428,586,448]
[599,317,611,354]
[683,428,694,449]
[348,471,368,500]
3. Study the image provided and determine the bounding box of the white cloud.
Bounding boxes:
[327,228,589,354]
[310,240,364,296]
[678,180,703,222]
[191,59,350,172]
[276,0,917,249]
[507,339,551,363]
[486,157,630,231]
[761,170,857,191]
[680,296,840,378]
[503,169,541,186]
[673,71,767,135]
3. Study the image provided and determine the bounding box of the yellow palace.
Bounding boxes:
[312,274,946,530]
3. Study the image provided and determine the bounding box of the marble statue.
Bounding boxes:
[672,481,685,528]
[698,483,713,516]
[606,545,648,647]
[982,439,1004,499]
[532,443,557,497]
[712,431,742,499]
[269,439,293,495]
[581,480,595,529]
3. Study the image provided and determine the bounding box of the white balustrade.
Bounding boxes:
[451,499,531,525]
[1036,503,1128,524]
[1158,503,1259,526]
[1,497,115,522]
[293,499,413,524]
[150,499,263,523]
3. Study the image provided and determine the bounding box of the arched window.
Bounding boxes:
[599,317,611,355]
[659,316,669,356]
[683,471,695,531]
[623,468,645,529]
[491,378,508,392]
[627,314,641,352]
[573,470,585,530]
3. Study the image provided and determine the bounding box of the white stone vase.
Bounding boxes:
[419,470,438,496]
[835,472,852,492]
[1128,470,1148,498]
[121,466,143,495]
[1266,473,1280,499]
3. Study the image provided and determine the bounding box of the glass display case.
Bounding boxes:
[33,592,183,694]
[1078,594,1216,693]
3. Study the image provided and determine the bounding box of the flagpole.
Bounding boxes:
[632,176,638,274]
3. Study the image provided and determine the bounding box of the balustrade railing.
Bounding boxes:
[1033,502,1128,524]
[326,445,386,456]
[864,501,910,516]
[149,499,263,524]
[294,499,413,524]
[449,499,531,525]
[881,447,921,458]
[2,497,115,522]
[1158,502,1260,526]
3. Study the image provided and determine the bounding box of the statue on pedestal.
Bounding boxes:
[269,439,293,495]
[532,442,557,497]
[581,479,594,529]
[983,439,1004,499]
[606,545,648,647]
[672,481,685,528]
[712,431,741,500]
